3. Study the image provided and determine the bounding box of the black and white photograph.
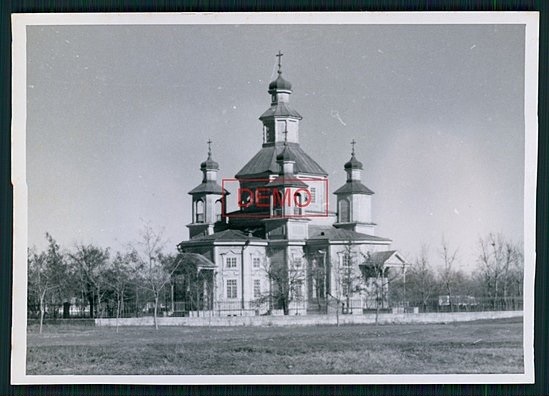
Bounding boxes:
[10,12,538,385]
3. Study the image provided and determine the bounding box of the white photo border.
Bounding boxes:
[10,11,539,385]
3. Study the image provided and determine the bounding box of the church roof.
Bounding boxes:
[259,102,302,120]
[177,252,217,269]
[333,181,374,195]
[189,229,265,242]
[308,226,391,243]
[188,181,227,195]
[360,250,408,267]
[236,143,328,177]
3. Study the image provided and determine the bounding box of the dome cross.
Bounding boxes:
[207,139,213,158]
[276,50,284,75]
[351,139,357,156]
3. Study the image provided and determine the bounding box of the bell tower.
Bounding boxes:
[187,140,228,238]
[333,140,376,235]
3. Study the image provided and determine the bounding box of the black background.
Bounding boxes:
[1,1,547,395]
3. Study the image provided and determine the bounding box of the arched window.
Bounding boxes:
[294,192,303,215]
[195,199,204,223]
[215,199,223,222]
[339,199,350,223]
[274,191,283,216]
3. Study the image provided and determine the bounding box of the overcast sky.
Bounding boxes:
[26,23,526,272]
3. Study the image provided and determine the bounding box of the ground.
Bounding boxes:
[26,317,523,375]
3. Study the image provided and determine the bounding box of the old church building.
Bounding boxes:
[176,53,408,316]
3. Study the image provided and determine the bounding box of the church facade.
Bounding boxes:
[176,55,407,316]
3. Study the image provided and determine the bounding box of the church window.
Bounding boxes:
[309,187,316,203]
[341,254,352,268]
[195,200,204,223]
[273,191,283,216]
[226,279,237,299]
[252,257,261,269]
[293,193,302,215]
[339,199,350,222]
[253,279,261,298]
[225,256,237,268]
[215,199,223,222]
[294,280,303,298]
[293,256,302,268]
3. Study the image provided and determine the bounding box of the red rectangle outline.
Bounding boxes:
[221,177,329,219]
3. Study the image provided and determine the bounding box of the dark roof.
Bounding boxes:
[360,251,408,267]
[344,154,363,170]
[236,143,327,177]
[188,229,265,242]
[308,226,391,242]
[188,181,227,195]
[177,253,217,269]
[268,75,292,92]
[333,181,374,195]
[259,102,302,120]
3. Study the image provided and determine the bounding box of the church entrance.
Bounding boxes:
[171,253,216,317]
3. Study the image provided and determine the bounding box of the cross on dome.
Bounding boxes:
[207,139,213,158]
[276,50,283,75]
[344,139,363,170]
[200,139,219,171]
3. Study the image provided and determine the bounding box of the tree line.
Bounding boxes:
[390,235,524,312]
[28,225,524,332]
[28,225,180,332]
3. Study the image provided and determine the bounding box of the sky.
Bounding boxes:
[25,22,526,273]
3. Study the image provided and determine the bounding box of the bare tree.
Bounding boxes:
[329,244,363,322]
[438,237,459,312]
[407,245,436,312]
[28,249,50,334]
[28,235,63,333]
[261,251,305,316]
[359,251,387,324]
[104,251,134,332]
[477,233,523,309]
[28,233,70,332]
[131,225,181,329]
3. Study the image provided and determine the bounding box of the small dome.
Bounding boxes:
[201,155,219,171]
[268,74,292,92]
[344,154,363,170]
[276,144,296,162]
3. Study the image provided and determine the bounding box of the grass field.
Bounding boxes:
[26,317,524,375]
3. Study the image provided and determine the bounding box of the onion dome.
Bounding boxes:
[344,139,363,170]
[277,130,296,162]
[268,50,293,93]
[200,156,219,171]
[344,154,363,170]
[200,140,219,170]
[268,75,293,93]
[276,145,296,162]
